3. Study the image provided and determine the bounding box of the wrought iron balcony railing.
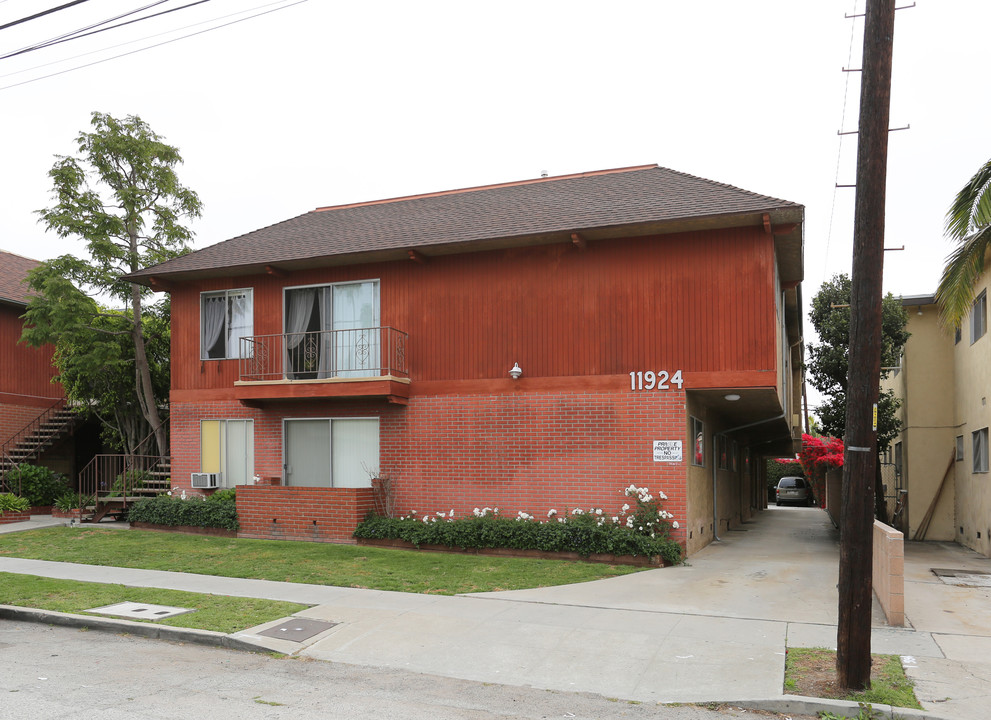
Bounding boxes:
[239,327,407,382]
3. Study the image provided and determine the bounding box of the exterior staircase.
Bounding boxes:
[0,402,79,492]
[77,453,171,523]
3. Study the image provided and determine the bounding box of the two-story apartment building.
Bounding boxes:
[885,270,991,557]
[128,165,805,556]
[0,249,70,480]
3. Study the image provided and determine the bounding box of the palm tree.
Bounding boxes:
[937,159,991,329]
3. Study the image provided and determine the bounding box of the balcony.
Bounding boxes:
[234,327,409,404]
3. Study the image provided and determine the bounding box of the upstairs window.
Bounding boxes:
[974,428,989,474]
[971,290,987,344]
[201,289,253,360]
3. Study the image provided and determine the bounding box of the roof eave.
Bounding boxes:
[127,206,805,288]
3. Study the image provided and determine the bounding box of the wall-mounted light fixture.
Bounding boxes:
[509,362,523,380]
[724,393,741,402]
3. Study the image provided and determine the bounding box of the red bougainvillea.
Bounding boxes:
[798,433,844,477]
[776,434,844,509]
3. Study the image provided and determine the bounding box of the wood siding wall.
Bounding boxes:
[171,227,777,392]
[0,304,60,399]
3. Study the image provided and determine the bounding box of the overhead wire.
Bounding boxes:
[822,0,863,285]
[0,0,92,32]
[2,1,172,60]
[0,0,308,91]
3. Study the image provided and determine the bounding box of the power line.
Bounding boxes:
[0,0,308,91]
[2,1,171,60]
[0,0,92,32]
[2,0,215,60]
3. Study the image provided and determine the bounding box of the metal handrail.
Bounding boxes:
[0,398,68,493]
[239,326,408,382]
[77,453,171,520]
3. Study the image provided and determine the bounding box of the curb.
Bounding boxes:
[0,604,274,654]
[725,695,956,720]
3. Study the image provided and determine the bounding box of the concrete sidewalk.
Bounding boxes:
[2,508,989,718]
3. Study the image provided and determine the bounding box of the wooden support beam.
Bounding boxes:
[762,213,773,234]
[408,249,427,264]
[265,265,287,277]
[571,232,586,250]
[147,276,174,292]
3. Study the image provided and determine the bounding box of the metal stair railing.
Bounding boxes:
[0,398,73,494]
[77,453,172,523]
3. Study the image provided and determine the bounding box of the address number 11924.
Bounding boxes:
[629,370,684,391]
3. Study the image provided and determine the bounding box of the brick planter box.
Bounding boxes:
[131,521,237,538]
[357,537,669,567]
[0,511,30,525]
[51,508,82,520]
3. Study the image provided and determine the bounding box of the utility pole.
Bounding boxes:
[837,0,896,690]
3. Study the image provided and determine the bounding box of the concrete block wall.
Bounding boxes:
[872,519,905,626]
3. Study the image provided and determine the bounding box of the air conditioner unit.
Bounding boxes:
[190,472,222,489]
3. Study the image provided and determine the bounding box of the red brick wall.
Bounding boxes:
[237,485,374,542]
[173,388,689,545]
[0,399,50,445]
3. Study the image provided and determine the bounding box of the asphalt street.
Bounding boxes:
[0,620,813,720]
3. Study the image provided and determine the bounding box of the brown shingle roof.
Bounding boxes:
[0,249,40,306]
[128,164,804,283]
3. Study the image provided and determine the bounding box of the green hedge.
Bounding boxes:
[353,511,682,566]
[127,489,238,531]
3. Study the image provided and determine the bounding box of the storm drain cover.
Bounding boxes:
[931,568,991,588]
[87,601,194,620]
[258,618,339,642]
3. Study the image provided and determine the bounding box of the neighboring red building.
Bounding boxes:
[0,250,68,479]
[128,165,805,556]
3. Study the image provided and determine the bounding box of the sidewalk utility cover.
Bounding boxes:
[258,618,339,642]
[88,601,194,620]
[931,568,991,588]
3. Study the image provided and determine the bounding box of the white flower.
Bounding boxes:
[626,517,634,528]
[449,509,454,517]
[437,511,446,518]
[180,490,187,500]
[494,507,499,514]
[612,516,619,523]
[621,503,630,513]
[422,517,430,523]
[659,491,668,500]
[672,521,680,529]
[572,508,584,515]
[166,491,172,496]
[547,509,558,518]
[595,508,603,516]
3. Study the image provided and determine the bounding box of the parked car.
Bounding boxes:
[775,476,812,507]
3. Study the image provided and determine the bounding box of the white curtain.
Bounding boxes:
[285,289,316,378]
[201,296,226,358]
[228,292,252,359]
[332,418,378,487]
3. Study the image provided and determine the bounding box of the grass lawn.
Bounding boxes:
[784,646,922,710]
[0,527,646,595]
[0,572,307,633]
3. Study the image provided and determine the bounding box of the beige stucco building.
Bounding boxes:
[885,271,991,557]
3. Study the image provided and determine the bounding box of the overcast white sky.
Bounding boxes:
[2,1,990,373]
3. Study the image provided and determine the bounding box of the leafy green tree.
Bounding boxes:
[807,274,909,520]
[22,112,200,456]
[937,158,991,329]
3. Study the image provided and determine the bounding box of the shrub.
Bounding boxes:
[353,485,683,566]
[127,490,238,531]
[54,492,92,511]
[0,493,31,513]
[5,464,70,506]
[108,468,150,497]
